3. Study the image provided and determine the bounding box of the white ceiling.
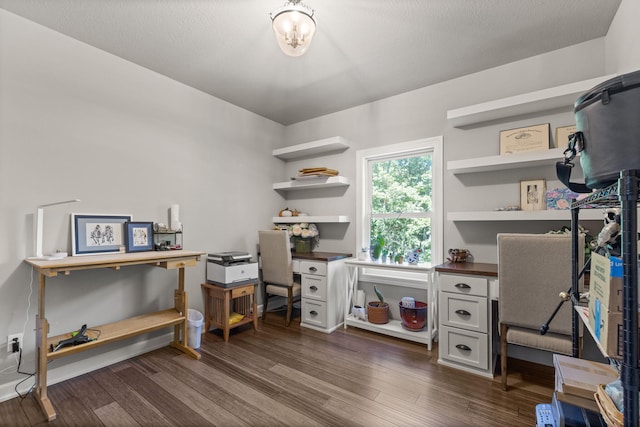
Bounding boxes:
[0,0,622,126]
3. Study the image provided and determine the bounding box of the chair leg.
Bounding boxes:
[285,287,293,326]
[262,282,268,321]
[500,323,508,391]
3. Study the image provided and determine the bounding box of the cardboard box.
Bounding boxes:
[588,306,640,359]
[553,354,618,412]
[589,252,623,313]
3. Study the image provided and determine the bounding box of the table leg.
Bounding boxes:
[252,283,258,332]
[169,267,200,359]
[34,272,56,421]
[223,290,230,342]
[344,266,358,329]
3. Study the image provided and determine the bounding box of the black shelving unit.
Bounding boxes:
[570,170,640,427]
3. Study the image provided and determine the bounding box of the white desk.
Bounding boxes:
[343,259,436,350]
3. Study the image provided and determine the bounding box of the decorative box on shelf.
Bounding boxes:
[154,224,183,250]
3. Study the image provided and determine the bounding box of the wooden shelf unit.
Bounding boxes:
[24,250,205,422]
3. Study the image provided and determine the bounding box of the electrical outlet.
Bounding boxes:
[7,333,23,353]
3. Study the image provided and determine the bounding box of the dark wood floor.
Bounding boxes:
[0,313,555,426]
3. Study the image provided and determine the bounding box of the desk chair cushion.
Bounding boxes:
[506,326,572,355]
[265,282,301,297]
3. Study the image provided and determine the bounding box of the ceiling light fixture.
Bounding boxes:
[270,0,316,57]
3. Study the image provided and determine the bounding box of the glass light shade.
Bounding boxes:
[271,2,316,57]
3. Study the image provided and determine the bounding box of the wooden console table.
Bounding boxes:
[24,250,204,422]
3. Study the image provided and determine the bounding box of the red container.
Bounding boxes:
[399,301,427,331]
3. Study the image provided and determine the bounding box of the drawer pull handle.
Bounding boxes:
[456,344,471,352]
[454,283,471,289]
[455,309,471,316]
[309,267,318,272]
[310,310,318,316]
[310,286,318,291]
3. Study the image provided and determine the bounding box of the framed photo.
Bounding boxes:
[555,125,577,149]
[499,123,550,155]
[520,180,546,211]
[124,222,154,252]
[71,214,132,256]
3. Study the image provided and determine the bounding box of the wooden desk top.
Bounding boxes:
[434,261,498,277]
[25,250,205,276]
[292,251,352,262]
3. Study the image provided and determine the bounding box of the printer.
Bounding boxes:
[206,251,258,287]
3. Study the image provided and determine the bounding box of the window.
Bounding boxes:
[356,137,443,284]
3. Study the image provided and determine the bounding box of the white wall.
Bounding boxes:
[0,9,285,400]
[605,0,640,75]
[284,38,607,262]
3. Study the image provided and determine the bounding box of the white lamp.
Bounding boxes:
[33,199,80,259]
[270,0,316,57]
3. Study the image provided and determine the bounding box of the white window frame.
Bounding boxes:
[355,137,443,286]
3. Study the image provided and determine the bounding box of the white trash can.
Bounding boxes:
[187,309,204,349]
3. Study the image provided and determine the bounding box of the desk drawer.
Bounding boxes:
[440,325,488,370]
[231,285,254,299]
[440,292,488,333]
[301,300,327,327]
[302,274,327,301]
[439,274,488,297]
[299,260,327,276]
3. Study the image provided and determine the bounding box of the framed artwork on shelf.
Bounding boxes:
[71,213,132,256]
[555,125,577,149]
[520,179,546,211]
[124,222,154,252]
[499,123,550,154]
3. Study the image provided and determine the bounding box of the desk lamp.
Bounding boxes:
[33,199,80,259]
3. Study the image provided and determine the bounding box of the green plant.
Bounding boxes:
[374,285,387,307]
[371,236,385,259]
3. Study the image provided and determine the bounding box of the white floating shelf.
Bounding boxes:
[273,176,350,191]
[272,136,350,160]
[447,209,606,222]
[272,215,350,224]
[447,75,615,128]
[447,148,566,174]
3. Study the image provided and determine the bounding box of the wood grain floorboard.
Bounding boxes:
[0,316,555,426]
[89,364,174,426]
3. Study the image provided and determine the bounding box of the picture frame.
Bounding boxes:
[71,214,132,256]
[555,125,577,149]
[124,221,154,253]
[520,179,546,211]
[499,123,550,155]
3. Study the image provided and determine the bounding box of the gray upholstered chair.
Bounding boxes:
[258,230,301,326]
[497,233,584,390]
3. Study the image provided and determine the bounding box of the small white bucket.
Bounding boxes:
[187,309,204,349]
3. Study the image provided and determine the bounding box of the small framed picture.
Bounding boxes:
[124,222,154,252]
[555,125,577,148]
[71,214,132,256]
[520,179,546,211]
